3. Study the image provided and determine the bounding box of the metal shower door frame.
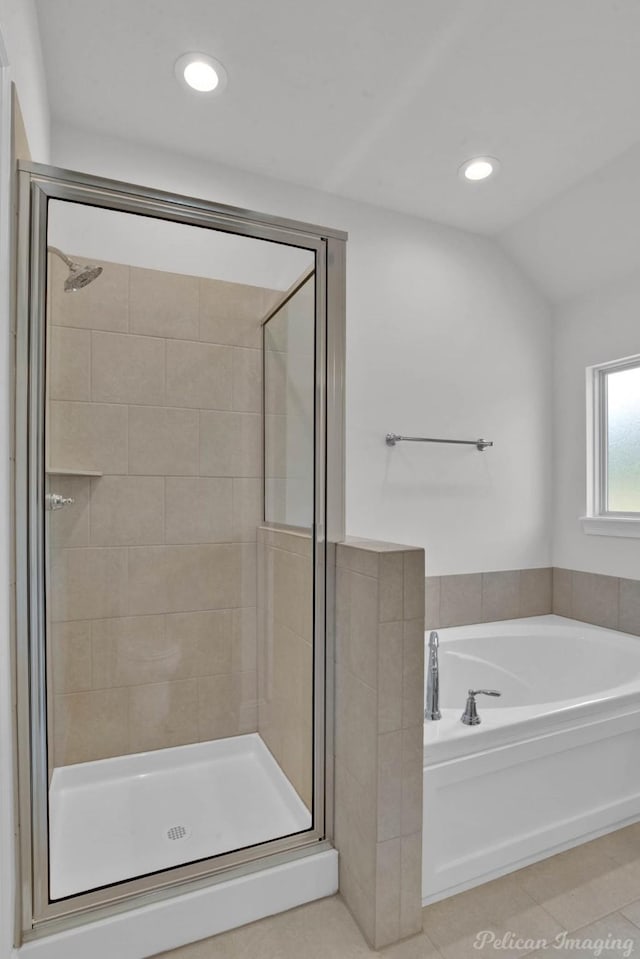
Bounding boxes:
[14,161,346,940]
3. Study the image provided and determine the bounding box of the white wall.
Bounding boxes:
[553,270,640,579]
[0,0,49,159]
[52,122,552,577]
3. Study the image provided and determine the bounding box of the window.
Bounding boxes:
[583,355,640,536]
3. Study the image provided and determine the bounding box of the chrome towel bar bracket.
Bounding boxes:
[385,433,493,451]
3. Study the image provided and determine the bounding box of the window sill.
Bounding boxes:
[581,516,640,538]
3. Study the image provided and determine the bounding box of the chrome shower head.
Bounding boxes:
[64,262,103,291]
[48,246,103,292]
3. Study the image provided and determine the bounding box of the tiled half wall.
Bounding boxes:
[47,253,280,767]
[257,525,313,811]
[335,538,425,950]
[426,566,640,636]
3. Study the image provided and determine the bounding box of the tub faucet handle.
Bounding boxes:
[461,689,501,726]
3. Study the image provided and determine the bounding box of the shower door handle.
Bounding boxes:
[46,493,75,511]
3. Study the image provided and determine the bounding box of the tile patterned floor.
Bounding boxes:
[157,824,640,959]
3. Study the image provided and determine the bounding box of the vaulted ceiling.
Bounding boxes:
[35,0,640,301]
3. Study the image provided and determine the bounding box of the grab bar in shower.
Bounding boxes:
[385,433,493,452]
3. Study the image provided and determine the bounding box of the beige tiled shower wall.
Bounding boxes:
[257,525,313,810]
[426,566,640,636]
[47,253,280,767]
[335,538,425,950]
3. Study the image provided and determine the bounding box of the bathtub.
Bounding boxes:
[422,615,640,904]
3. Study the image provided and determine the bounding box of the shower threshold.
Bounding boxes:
[49,732,312,900]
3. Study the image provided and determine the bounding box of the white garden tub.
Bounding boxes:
[422,615,640,904]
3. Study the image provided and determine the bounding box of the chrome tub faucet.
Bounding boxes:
[461,689,501,725]
[425,630,441,721]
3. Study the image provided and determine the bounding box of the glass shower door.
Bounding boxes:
[17,174,335,921]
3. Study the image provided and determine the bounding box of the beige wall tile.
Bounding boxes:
[264,348,287,415]
[129,407,198,475]
[91,331,164,406]
[48,476,90,549]
[91,615,189,687]
[378,621,403,734]
[338,861,376,947]
[165,339,232,410]
[334,665,377,793]
[199,410,261,477]
[232,478,262,542]
[50,326,90,401]
[51,547,129,621]
[165,477,233,544]
[130,267,199,340]
[271,544,313,640]
[619,579,640,635]
[264,412,287,480]
[51,257,129,333]
[54,688,129,765]
[129,679,198,752]
[403,551,425,622]
[425,576,441,629]
[232,348,261,412]
[197,673,242,740]
[49,401,128,474]
[400,833,424,938]
[165,609,233,676]
[375,838,402,947]
[51,621,92,693]
[260,526,312,556]
[127,544,245,615]
[336,543,379,578]
[482,570,520,622]
[553,567,573,617]
[336,568,378,690]
[379,553,403,622]
[439,573,482,627]
[232,607,257,672]
[402,619,424,729]
[520,567,553,617]
[199,278,275,348]
[334,758,377,900]
[401,724,423,836]
[572,570,619,629]
[238,543,258,608]
[89,476,164,546]
[377,730,403,841]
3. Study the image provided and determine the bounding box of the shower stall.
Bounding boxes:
[15,163,345,945]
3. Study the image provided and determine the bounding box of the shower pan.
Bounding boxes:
[14,163,346,946]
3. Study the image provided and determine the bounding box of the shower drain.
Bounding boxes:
[166,825,191,841]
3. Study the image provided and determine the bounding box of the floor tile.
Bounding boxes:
[621,899,640,928]
[157,895,439,959]
[590,824,640,867]
[525,911,640,958]
[515,842,640,932]
[422,873,563,959]
[155,823,640,959]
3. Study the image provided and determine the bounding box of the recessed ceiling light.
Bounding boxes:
[174,53,227,94]
[459,157,500,181]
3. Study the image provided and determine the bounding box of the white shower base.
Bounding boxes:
[49,732,312,900]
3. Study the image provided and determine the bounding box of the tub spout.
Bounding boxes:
[425,630,441,721]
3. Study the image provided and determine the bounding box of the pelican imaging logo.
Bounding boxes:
[473,930,636,957]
